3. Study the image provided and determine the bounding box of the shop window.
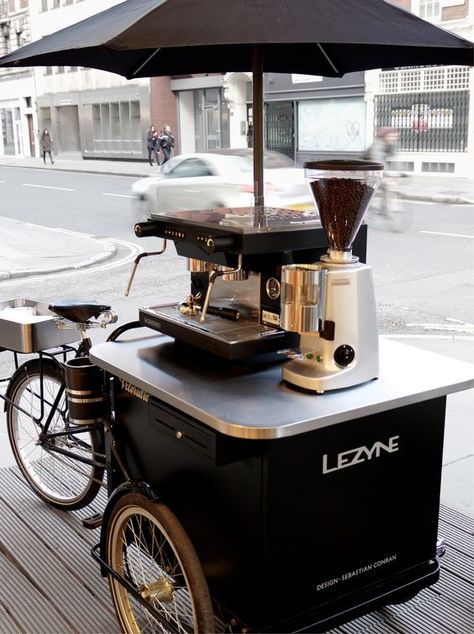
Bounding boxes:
[419,1,441,19]
[120,102,130,139]
[111,102,120,139]
[422,162,455,173]
[88,100,142,154]
[39,106,52,132]
[1,108,15,155]
[298,98,366,152]
[130,100,141,139]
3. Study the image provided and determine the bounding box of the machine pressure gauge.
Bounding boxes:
[266,277,281,300]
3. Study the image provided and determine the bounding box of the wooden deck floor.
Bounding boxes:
[0,465,472,634]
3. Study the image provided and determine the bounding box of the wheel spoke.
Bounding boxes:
[107,496,213,633]
[7,361,103,510]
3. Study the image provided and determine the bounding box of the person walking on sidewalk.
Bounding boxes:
[158,124,174,164]
[40,129,54,165]
[146,124,160,166]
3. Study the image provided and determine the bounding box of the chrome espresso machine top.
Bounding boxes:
[131,160,380,392]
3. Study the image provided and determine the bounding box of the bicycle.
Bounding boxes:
[1,300,118,510]
[366,172,413,233]
[1,299,215,633]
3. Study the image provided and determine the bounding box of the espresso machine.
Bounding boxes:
[280,160,383,392]
[130,160,380,392]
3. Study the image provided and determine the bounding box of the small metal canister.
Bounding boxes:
[280,264,325,333]
[65,357,108,425]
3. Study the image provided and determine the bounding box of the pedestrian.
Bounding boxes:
[146,124,160,166]
[366,127,398,167]
[40,128,54,165]
[366,127,400,220]
[158,124,175,164]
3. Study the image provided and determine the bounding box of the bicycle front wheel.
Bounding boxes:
[6,358,104,510]
[106,492,214,634]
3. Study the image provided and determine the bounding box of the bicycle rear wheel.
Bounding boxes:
[6,358,104,510]
[105,492,214,633]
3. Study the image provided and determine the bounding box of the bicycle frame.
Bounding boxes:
[1,335,106,469]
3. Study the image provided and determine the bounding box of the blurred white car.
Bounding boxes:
[131,150,314,223]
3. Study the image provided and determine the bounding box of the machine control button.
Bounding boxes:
[334,344,355,367]
[266,277,281,300]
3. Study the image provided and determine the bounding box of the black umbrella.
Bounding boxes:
[1,0,472,205]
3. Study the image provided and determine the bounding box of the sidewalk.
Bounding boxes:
[0,215,116,281]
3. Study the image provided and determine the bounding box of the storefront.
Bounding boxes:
[36,84,150,159]
[262,72,367,164]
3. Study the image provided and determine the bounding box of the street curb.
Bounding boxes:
[0,216,117,280]
[0,162,152,180]
[399,192,474,205]
[0,243,116,280]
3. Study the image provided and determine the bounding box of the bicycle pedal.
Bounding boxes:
[82,512,103,529]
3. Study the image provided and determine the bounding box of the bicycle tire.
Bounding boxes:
[6,358,104,510]
[105,492,214,634]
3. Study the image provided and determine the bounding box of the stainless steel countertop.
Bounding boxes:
[90,334,474,440]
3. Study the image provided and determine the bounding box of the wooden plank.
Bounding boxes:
[440,504,474,533]
[434,568,474,611]
[439,519,474,558]
[0,498,117,634]
[0,471,117,634]
[440,546,474,583]
[0,551,73,634]
[0,600,25,634]
[0,470,114,612]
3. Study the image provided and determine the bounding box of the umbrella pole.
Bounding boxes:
[252,45,264,208]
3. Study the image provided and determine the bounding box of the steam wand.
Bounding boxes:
[124,241,167,296]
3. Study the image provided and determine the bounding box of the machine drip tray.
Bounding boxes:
[139,303,299,360]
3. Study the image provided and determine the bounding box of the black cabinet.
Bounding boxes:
[111,382,446,631]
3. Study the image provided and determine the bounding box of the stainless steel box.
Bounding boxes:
[0,299,80,353]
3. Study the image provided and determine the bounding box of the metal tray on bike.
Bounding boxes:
[0,299,79,353]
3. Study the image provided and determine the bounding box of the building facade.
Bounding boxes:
[368,0,473,176]
[0,0,34,157]
[161,1,472,175]
[1,0,472,172]
[0,0,153,160]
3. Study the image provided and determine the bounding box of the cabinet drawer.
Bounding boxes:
[149,400,216,462]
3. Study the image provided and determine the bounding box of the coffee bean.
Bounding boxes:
[310,178,374,250]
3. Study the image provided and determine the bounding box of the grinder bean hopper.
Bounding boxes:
[281,160,383,393]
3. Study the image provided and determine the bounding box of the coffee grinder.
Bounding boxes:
[280,160,383,393]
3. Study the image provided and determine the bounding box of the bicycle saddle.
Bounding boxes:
[49,301,111,323]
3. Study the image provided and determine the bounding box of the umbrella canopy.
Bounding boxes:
[1,0,472,204]
[0,0,472,76]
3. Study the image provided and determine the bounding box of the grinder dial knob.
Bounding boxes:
[334,344,355,368]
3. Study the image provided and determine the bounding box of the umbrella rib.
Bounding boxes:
[317,43,339,74]
[130,47,162,77]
